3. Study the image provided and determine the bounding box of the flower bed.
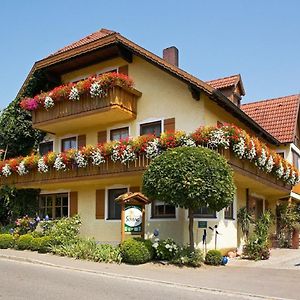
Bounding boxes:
[19,72,134,111]
[0,124,298,185]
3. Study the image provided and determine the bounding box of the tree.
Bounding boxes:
[142,147,235,250]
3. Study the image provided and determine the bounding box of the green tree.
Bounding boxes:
[142,147,235,250]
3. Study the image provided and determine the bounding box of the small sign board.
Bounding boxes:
[124,205,142,233]
[198,221,207,228]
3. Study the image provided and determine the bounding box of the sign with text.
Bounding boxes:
[198,221,207,228]
[124,205,142,233]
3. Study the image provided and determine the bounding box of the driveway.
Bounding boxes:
[229,248,300,270]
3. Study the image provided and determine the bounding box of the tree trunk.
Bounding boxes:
[188,208,194,251]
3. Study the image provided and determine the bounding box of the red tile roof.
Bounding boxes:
[206,74,240,89]
[241,95,300,143]
[49,28,116,56]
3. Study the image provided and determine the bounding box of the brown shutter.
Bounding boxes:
[118,65,128,75]
[69,192,78,216]
[130,186,140,193]
[164,118,175,132]
[97,130,107,144]
[96,189,105,219]
[77,135,86,149]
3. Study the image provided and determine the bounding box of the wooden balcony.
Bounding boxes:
[0,150,292,194]
[32,84,142,134]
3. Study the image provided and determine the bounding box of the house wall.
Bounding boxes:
[38,54,287,251]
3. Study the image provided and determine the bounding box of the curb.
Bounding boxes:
[0,254,292,300]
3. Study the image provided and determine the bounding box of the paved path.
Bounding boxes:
[1,249,300,300]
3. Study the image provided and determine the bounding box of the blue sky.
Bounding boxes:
[0,0,299,109]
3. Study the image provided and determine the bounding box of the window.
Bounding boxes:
[194,206,216,219]
[110,127,129,141]
[140,121,162,137]
[61,137,77,152]
[107,188,127,220]
[277,152,285,159]
[39,193,68,219]
[39,141,53,156]
[224,202,234,219]
[151,200,176,219]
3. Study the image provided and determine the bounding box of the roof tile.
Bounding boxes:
[241,95,300,143]
[206,74,240,89]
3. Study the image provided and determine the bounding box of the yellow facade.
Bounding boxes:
[32,54,292,252]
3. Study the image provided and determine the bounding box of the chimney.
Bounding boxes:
[163,46,179,67]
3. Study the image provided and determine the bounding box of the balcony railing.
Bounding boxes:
[31,84,142,133]
[0,150,291,191]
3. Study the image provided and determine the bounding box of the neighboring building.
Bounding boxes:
[0,28,297,251]
[241,95,300,202]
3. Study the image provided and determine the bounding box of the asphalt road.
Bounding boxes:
[0,259,265,300]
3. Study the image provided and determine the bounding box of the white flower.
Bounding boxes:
[287,171,296,185]
[265,155,275,173]
[275,162,284,178]
[75,151,88,168]
[44,96,54,110]
[179,136,196,147]
[53,154,66,171]
[233,137,246,159]
[256,148,267,168]
[145,139,161,159]
[90,82,106,98]
[207,129,230,149]
[2,164,11,177]
[69,87,80,101]
[152,242,158,249]
[38,158,49,173]
[91,149,105,166]
[283,167,291,181]
[16,161,28,176]
[245,140,256,160]
[111,143,136,164]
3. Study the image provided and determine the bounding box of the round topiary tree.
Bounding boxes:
[142,147,235,250]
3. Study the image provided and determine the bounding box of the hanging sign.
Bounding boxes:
[124,205,142,233]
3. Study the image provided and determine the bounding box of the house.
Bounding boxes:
[0,28,298,251]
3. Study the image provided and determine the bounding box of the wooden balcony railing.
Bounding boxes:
[0,150,291,191]
[32,84,142,132]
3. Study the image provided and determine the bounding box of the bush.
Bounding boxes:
[153,238,179,261]
[51,238,121,263]
[243,235,270,260]
[0,234,14,249]
[15,234,33,250]
[30,236,52,253]
[172,246,204,267]
[205,250,222,265]
[45,215,81,245]
[13,216,38,236]
[120,238,153,264]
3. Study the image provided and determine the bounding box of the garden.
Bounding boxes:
[0,215,228,267]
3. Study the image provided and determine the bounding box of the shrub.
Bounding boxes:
[0,234,14,248]
[30,236,52,253]
[13,216,38,236]
[15,234,33,250]
[120,238,153,264]
[153,238,179,261]
[172,246,204,267]
[93,244,122,263]
[205,250,222,265]
[243,235,270,260]
[46,215,81,245]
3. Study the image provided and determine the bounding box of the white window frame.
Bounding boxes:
[105,184,129,222]
[138,118,164,136]
[185,207,220,222]
[59,134,78,152]
[148,200,178,222]
[107,123,131,141]
[39,190,71,218]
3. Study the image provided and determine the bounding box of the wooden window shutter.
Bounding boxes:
[130,186,140,193]
[77,135,86,149]
[69,192,78,217]
[164,118,175,133]
[96,189,105,219]
[97,130,107,144]
[118,65,128,75]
